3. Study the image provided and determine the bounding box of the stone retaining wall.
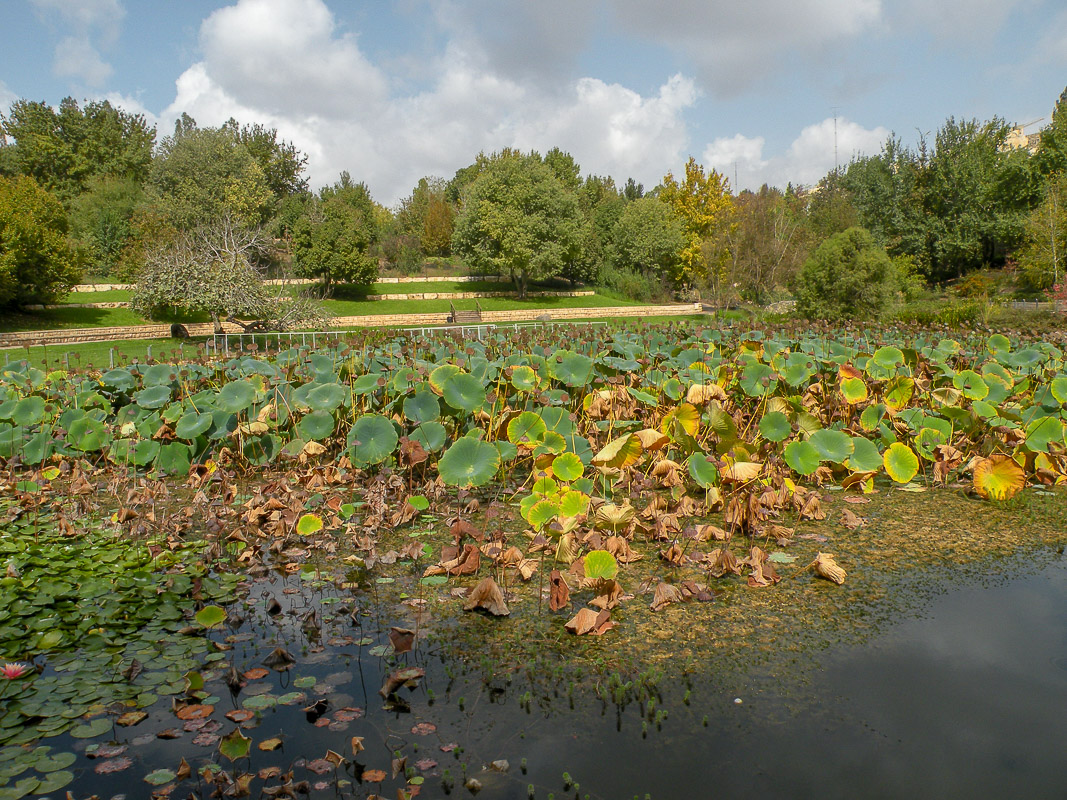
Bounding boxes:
[69,275,513,292]
[49,289,594,307]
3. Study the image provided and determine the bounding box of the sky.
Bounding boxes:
[1,0,1065,206]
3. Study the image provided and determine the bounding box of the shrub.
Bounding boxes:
[795,227,897,320]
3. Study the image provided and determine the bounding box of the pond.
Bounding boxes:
[6,539,1067,800]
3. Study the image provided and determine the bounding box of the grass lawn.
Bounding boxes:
[3,337,199,371]
[59,289,133,303]
[0,306,208,332]
[322,291,642,316]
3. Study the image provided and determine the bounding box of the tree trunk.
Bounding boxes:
[211,311,223,335]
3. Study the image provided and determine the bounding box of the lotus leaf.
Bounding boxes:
[973,454,1025,500]
[883,442,919,483]
[347,414,399,465]
[438,436,500,487]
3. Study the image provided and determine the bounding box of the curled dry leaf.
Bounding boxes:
[813,552,847,585]
[841,508,866,529]
[262,647,296,671]
[721,461,763,483]
[564,607,614,635]
[549,569,570,612]
[659,542,686,566]
[388,627,416,654]
[650,581,685,612]
[463,576,510,616]
[588,578,622,611]
[706,547,741,578]
[593,503,635,531]
[605,535,642,563]
[379,667,426,699]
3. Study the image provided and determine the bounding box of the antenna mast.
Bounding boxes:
[832,106,839,173]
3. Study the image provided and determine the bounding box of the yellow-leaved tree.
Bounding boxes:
[658,158,735,291]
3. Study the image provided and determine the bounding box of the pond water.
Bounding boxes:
[11,549,1067,799]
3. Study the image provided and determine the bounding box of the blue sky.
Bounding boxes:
[2,0,1065,205]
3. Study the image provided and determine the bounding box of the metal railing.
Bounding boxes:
[210,320,609,355]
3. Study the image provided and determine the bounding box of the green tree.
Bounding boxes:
[0,97,154,203]
[0,176,82,308]
[395,177,454,256]
[795,227,898,320]
[1016,172,1067,290]
[658,157,734,285]
[69,174,144,275]
[609,196,683,277]
[149,115,272,230]
[291,176,379,291]
[451,150,581,297]
[1037,87,1067,177]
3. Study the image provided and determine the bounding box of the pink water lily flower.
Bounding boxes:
[1,663,31,679]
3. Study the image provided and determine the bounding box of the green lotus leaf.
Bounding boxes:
[217,380,257,413]
[584,549,618,581]
[808,428,854,463]
[195,605,226,628]
[783,440,820,476]
[509,365,539,393]
[144,769,177,786]
[1025,415,1064,453]
[846,437,883,472]
[739,362,778,397]
[441,372,486,413]
[883,442,919,483]
[175,411,213,439]
[305,382,346,412]
[548,350,594,388]
[839,376,868,404]
[507,411,547,446]
[687,453,719,488]
[410,421,447,453]
[758,411,791,442]
[133,384,171,409]
[429,364,463,393]
[551,452,584,482]
[218,728,252,762]
[347,414,399,465]
[11,396,46,426]
[403,387,441,424]
[438,436,500,487]
[952,370,988,401]
[67,417,108,452]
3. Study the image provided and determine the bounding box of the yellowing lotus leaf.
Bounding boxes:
[661,403,700,438]
[593,503,636,531]
[721,460,763,483]
[591,433,643,469]
[973,454,1025,501]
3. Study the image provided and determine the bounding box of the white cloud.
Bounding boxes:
[895,0,1031,43]
[704,117,889,191]
[608,0,883,92]
[30,0,124,88]
[0,81,17,116]
[162,0,699,205]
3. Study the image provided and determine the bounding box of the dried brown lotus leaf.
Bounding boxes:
[549,569,570,611]
[692,523,728,542]
[650,581,685,611]
[841,508,866,529]
[463,577,510,616]
[556,532,582,565]
[721,460,763,483]
[605,535,642,563]
[516,558,539,581]
[686,383,727,404]
[703,485,724,511]
[813,552,847,585]
[565,607,614,635]
[589,578,622,610]
[706,547,741,578]
[659,542,686,566]
[635,429,670,451]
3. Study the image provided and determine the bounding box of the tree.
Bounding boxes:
[0,97,154,203]
[609,197,684,278]
[795,227,898,320]
[1016,172,1067,290]
[1037,87,1067,177]
[291,177,379,291]
[0,176,82,309]
[131,217,329,333]
[150,115,272,230]
[69,174,144,275]
[724,186,810,303]
[395,177,454,256]
[227,119,308,202]
[658,158,734,285]
[451,150,581,297]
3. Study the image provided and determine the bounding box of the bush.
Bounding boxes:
[597,263,672,303]
[795,227,897,320]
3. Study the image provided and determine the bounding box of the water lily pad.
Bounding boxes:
[144,769,176,786]
[69,718,111,739]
